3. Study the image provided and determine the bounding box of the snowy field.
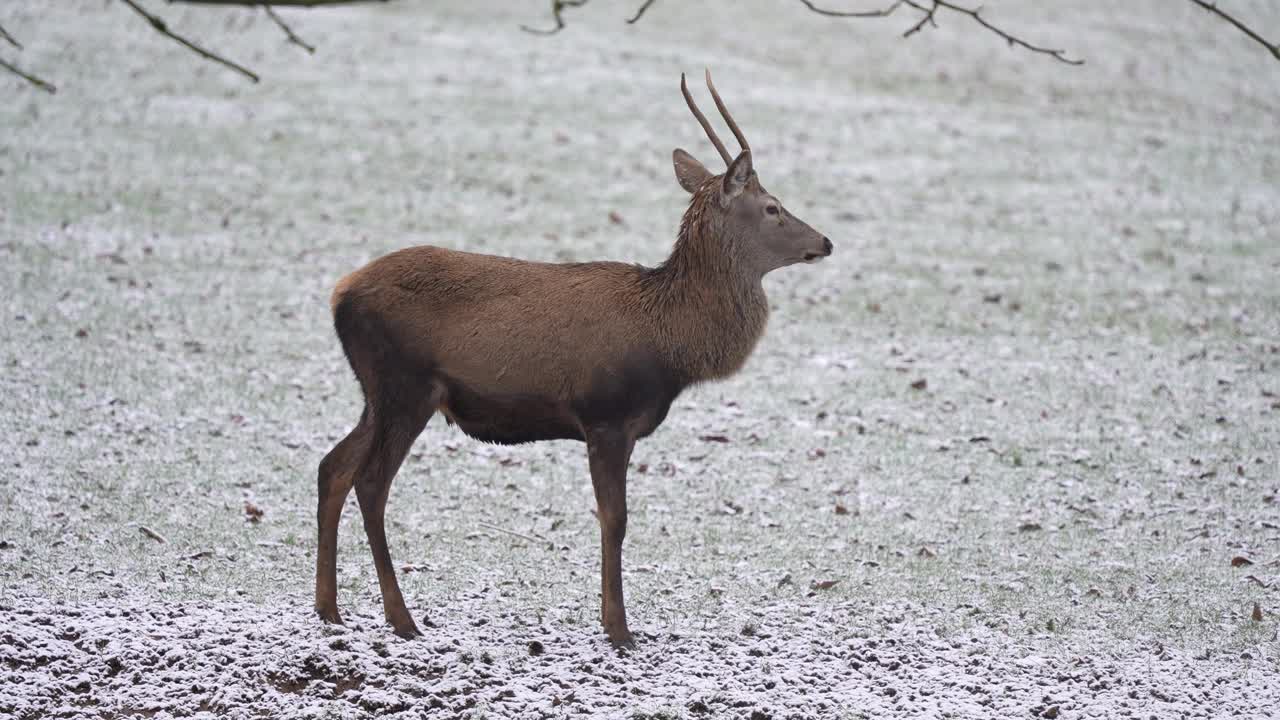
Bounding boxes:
[2,0,1278,717]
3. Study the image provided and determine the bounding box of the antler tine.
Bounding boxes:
[681,72,733,166]
[704,69,749,154]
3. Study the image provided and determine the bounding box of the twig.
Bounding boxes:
[476,521,551,547]
[1189,0,1280,61]
[937,1,1083,65]
[0,56,56,93]
[264,5,316,53]
[118,0,261,82]
[139,525,168,543]
[797,0,905,17]
[798,0,1084,65]
[902,0,937,38]
[171,0,390,5]
[0,22,21,49]
[626,0,657,24]
[521,0,588,35]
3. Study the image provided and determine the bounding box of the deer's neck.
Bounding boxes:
[642,205,769,384]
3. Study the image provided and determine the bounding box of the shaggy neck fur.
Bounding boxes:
[640,180,770,384]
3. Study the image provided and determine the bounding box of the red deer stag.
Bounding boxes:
[315,71,832,647]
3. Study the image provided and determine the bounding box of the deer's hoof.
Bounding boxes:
[315,605,344,625]
[606,627,635,650]
[391,621,423,640]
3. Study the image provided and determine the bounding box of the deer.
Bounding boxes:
[314,70,833,648]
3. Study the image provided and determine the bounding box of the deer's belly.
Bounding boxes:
[437,379,582,445]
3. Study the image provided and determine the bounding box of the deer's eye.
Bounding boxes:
[765,205,780,216]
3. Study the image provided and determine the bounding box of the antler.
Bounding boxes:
[681,72,732,166]
[703,69,750,155]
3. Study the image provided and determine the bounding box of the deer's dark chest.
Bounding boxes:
[572,351,687,439]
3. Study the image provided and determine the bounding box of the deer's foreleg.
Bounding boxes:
[586,427,635,647]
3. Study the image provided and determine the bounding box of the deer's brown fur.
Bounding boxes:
[314,72,831,646]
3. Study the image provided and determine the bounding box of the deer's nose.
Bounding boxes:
[822,237,833,255]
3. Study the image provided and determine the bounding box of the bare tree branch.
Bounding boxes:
[7,0,391,91]
[264,5,316,53]
[521,0,589,35]
[797,0,906,18]
[0,22,22,49]
[120,0,260,82]
[0,55,56,93]
[626,0,658,24]
[169,1,390,5]
[0,20,56,92]
[935,1,1084,64]
[172,2,395,58]
[799,0,1084,64]
[1189,0,1280,61]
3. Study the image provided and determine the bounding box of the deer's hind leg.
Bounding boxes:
[315,408,373,625]
[353,378,442,639]
[326,291,441,638]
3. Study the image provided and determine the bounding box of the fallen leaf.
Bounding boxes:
[834,503,849,516]
[608,210,625,225]
[1252,603,1264,622]
[699,434,730,443]
[1231,556,1253,567]
[1018,522,1043,532]
[909,378,928,391]
[810,579,839,591]
[917,546,936,558]
[244,501,264,523]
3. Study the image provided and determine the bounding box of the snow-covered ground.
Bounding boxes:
[5,593,1278,718]
[2,0,1278,717]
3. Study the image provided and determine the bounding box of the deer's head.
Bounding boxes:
[672,70,832,276]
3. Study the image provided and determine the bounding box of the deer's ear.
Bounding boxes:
[720,149,752,206]
[673,149,712,194]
